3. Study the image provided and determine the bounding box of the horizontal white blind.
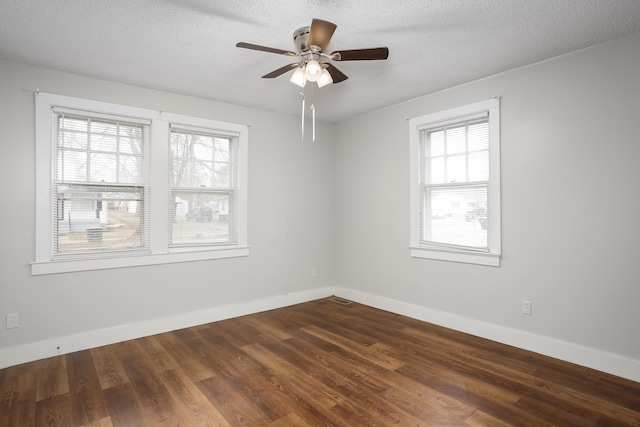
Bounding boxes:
[169,126,239,247]
[52,110,150,259]
[417,111,488,130]
[53,106,151,125]
[169,122,240,138]
[420,117,491,251]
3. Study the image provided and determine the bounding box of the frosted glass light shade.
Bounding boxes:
[305,60,322,82]
[290,67,307,87]
[317,68,333,88]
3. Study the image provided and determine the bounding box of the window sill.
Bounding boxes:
[31,247,250,275]
[410,246,500,267]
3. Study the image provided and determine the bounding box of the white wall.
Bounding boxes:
[0,59,335,365]
[333,33,640,381]
[2,32,640,383]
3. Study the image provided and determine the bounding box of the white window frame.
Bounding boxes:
[33,92,249,275]
[409,98,501,266]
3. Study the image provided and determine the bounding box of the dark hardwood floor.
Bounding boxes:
[2,297,639,426]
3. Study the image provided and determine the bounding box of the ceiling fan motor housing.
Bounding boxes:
[293,26,311,52]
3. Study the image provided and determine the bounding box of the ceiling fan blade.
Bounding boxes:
[236,42,296,56]
[325,63,348,83]
[331,47,389,61]
[307,19,337,51]
[262,63,299,79]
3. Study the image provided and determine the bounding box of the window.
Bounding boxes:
[34,93,248,275]
[52,109,150,258]
[169,125,239,247]
[409,99,501,266]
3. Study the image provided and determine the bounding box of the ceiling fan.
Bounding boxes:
[236,18,389,88]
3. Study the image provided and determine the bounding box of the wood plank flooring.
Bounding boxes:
[2,297,639,426]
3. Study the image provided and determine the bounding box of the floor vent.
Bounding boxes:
[328,296,353,305]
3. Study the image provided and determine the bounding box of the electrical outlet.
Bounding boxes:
[6,313,19,329]
[311,267,318,278]
[522,300,532,315]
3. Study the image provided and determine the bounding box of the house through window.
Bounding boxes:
[52,110,150,257]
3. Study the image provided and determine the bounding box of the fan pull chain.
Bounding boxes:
[310,84,316,142]
[311,103,316,142]
[299,91,318,142]
[300,92,305,140]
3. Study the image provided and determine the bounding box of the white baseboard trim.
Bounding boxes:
[3,286,639,384]
[0,287,335,370]
[333,287,640,383]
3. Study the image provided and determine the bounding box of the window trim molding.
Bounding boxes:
[33,92,249,275]
[409,98,501,267]
[30,247,250,275]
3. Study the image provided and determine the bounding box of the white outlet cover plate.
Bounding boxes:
[6,313,19,328]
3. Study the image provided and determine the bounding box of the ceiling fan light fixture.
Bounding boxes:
[290,66,307,87]
[305,59,322,82]
[317,68,333,88]
[237,18,389,90]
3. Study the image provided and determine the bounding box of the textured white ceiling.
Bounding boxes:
[1,0,640,122]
